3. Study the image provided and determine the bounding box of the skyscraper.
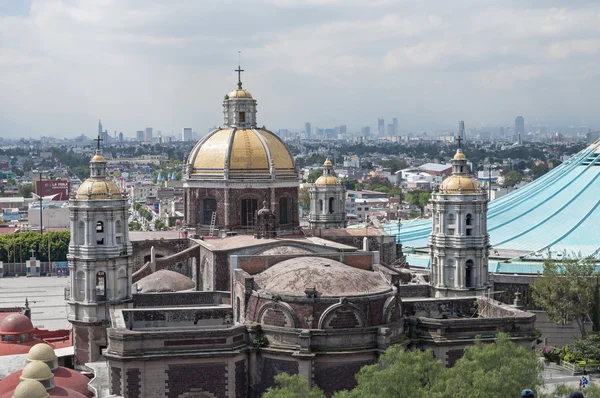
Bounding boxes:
[144,127,153,142]
[98,119,103,136]
[182,127,192,141]
[305,122,311,139]
[361,126,370,137]
[515,116,524,134]
[393,118,398,135]
[136,130,144,141]
[378,118,385,137]
[458,120,466,142]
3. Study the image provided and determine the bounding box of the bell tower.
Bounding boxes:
[222,63,258,128]
[429,143,490,297]
[308,158,347,229]
[67,136,133,366]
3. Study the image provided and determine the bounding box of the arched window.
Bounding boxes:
[465,259,474,288]
[77,221,85,245]
[75,271,85,301]
[466,214,473,226]
[329,197,335,214]
[201,198,217,225]
[447,213,455,224]
[241,198,258,227]
[279,197,289,225]
[96,221,104,245]
[117,269,127,300]
[95,271,106,301]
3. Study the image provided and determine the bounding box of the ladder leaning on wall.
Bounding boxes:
[208,211,216,237]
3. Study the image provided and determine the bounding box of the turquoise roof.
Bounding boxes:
[388,140,600,261]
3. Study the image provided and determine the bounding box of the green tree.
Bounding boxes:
[18,183,33,198]
[306,168,323,183]
[502,170,523,188]
[72,166,90,180]
[530,163,549,180]
[298,187,310,209]
[262,374,325,398]
[531,256,598,337]
[444,333,543,397]
[406,190,430,214]
[387,187,403,200]
[6,178,15,186]
[335,346,445,398]
[129,221,142,231]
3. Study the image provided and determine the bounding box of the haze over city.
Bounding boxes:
[1,0,600,137]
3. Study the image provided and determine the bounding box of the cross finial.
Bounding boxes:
[95,134,103,151]
[235,51,244,89]
[456,135,463,149]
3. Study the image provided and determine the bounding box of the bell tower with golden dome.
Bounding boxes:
[429,141,490,297]
[308,158,347,229]
[184,67,299,234]
[67,136,132,366]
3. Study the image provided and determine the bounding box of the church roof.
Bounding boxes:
[392,139,600,261]
[253,257,391,297]
[187,128,297,180]
[0,313,34,335]
[135,269,195,293]
[75,178,122,200]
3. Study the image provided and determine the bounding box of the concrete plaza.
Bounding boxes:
[0,275,70,330]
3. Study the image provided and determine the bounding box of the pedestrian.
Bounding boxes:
[581,375,589,388]
[521,389,534,398]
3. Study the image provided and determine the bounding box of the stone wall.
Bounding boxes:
[314,357,375,397]
[256,356,298,396]
[166,363,228,398]
[132,291,230,308]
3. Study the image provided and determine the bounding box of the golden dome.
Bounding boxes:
[27,344,56,363]
[453,151,466,160]
[323,159,333,166]
[75,178,122,200]
[20,361,53,382]
[187,128,297,180]
[91,154,106,162]
[315,175,339,187]
[440,175,479,194]
[12,380,49,398]
[227,89,253,99]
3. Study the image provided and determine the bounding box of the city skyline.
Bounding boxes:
[1,1,600,137]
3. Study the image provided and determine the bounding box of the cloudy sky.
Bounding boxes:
[0,0,599,138]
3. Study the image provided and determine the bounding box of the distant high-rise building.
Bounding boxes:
[305,122,311,139]
[378,118,385,137]
[182,127,192,141]
[393,118,398,135]
[499,126,505,139]
[100,130,109,144]
[458,120,466,142]
[98,119,103,136]
[339,125,347,135]
[387,124,394,135]
[361,126,370,137]
[136,130,144,141]
[144,127,153,142]
[119,132,124,142]
[515,116,524,136]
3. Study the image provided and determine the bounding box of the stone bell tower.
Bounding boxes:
[429,142,490,297]
[308,158,347,229]
[67,136,133,366]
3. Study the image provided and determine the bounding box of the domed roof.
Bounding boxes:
[75,178,122,200]
[135,270,195,293]
[11,380,49,398]
[226,88,253,99]
[440,174,479,194]
[90,154,106,162]
[314,175,339,187]
[20,361,53,382]
[187,128,297,180]
[453,151,466,160]
[0,313,34,335]
[253,257,391,297]
[323,159,333,166]
[27,344,56,363]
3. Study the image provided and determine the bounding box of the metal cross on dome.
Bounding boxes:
[235,51,244,89]
[95,134,103,151]
[456,135,463,149]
